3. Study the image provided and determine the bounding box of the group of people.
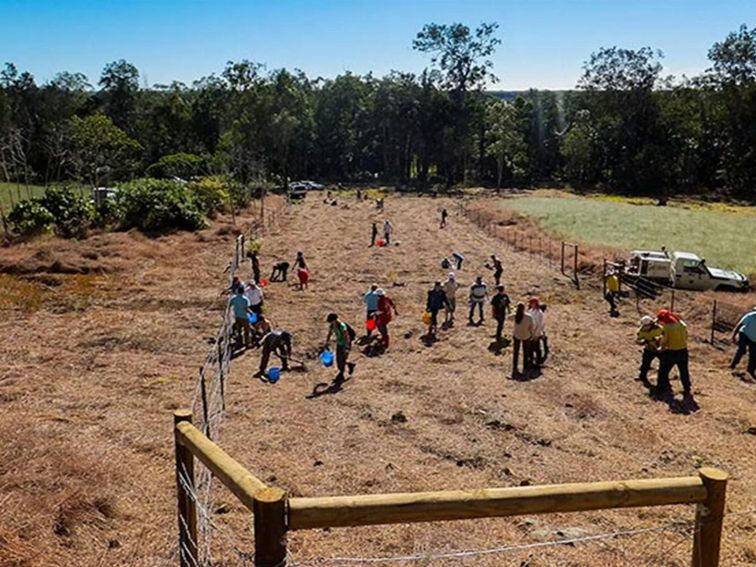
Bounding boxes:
[370,219,394,246]
[634,309,692,398]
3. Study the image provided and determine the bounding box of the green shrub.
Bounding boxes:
[188,175,230,216]
[146,153,205,179]
[7,200,55,236]
[39,186,94,238]
[116,178,206,233]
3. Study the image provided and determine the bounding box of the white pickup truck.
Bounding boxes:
[627,250,750,292]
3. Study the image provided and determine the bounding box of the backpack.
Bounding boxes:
[441,258,451,269]
[345,323,357,342]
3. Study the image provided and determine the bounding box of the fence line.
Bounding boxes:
[457,201,581,288]
[183,196,290,567]
[173,413,731,567]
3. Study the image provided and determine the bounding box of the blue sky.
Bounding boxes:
[1,0,754,89]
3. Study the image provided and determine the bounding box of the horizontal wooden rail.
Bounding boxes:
[288,476,707,530]
[175,421,267,511]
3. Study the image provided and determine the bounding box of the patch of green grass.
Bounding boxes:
[504,196,756,275]
[0,182,49,210]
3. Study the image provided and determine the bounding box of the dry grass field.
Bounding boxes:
[1,192,754,566]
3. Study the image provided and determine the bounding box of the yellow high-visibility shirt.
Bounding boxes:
[606,275,620,293]
[637,325,663,351]
[661,321,688,351]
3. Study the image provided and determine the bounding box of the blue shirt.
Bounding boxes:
[230,294,250,319]
[364,291,379,311]
[737,311,756,341]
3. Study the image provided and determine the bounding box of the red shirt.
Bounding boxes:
[377,296,395,325]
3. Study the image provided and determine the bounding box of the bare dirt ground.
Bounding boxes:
[1,193,754,566]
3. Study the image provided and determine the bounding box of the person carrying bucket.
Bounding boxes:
[442,272,458,323]
[375,288,398,349]
[255,331,292,378]
[325,313,355,383]
[426,281,450,336]
[363,284,380,337]
[383,219,394,245]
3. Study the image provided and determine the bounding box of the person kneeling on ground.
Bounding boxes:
[255,331,292,378]
[270,261,290,282]
[324,313,355,383]
[730,305,756,380]
[656,309,691,398]
[636,315,662,387]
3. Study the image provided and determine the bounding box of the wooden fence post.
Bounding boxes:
[217,339,225,411]
[254,487,288,567]
[174,410,198,567]
[561,242,566,275]
[691,467,728,567]
[573,245,580,289]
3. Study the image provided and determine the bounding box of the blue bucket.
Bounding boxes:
[268,367,281,383]
[320,350,334,367]
[248,312,258,324]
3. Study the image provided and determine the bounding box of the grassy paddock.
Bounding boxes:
[502,194,756,275]
[0,182,49,209]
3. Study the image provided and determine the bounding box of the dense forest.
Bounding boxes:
[1,22,755,200]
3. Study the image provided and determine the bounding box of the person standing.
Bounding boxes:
[656,309,691,397]
[488,255,504,286]
[363,284,380,336]
[538,303,550,363]
[244,280,264,315]
[375,288,398,349]
[730,306,756,380]
[636,315,663,386]
[370,222,378,247]
[229,287,252,348]
[426,281,450,336]
[511,303,535,377]
[491,285,511,343]
[528,297,545,365]
[468,276,488,325]
[255,331,292,378]
[440,208,448,228]
[442,272,459,323]
[383,219,393,245]
[605,270,620,317]
[294,251,308,270]
[249,250,261,284]
[325,313,354,383]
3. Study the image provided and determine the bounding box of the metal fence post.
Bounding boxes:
[174,410,198,567]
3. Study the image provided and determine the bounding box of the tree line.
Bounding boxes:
[1,22,754,200]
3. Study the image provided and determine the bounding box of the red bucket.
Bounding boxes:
[366,318,376,331]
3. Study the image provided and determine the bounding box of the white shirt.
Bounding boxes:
[442,279,458,298]
[383,221,393,234]
[245,285,263,306]
[529,309,544,337]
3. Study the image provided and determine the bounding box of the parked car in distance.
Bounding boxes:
[627,250,750,292]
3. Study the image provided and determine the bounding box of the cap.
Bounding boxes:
[640,316,654,326]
